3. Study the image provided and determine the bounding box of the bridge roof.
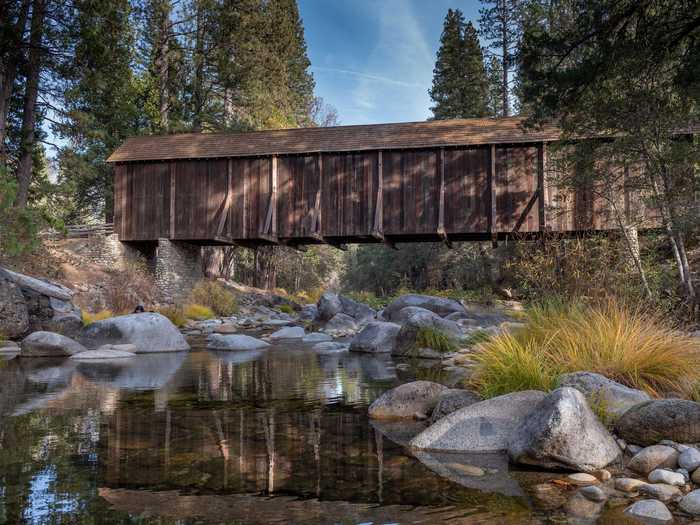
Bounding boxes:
[107,117,561,163]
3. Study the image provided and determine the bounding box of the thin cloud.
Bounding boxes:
[311,66,424,89]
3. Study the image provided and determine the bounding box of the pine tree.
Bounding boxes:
[430,10,488,120]
[478,0,522,117]
[486,55,505,116]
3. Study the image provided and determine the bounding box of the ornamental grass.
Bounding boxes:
[471,299,700,399]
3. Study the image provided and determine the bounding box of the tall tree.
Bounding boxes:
[430,10,488,119]
[479,0,522,117]
[485,55,505,116]
[14,0,46,208]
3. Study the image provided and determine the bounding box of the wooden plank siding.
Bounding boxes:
[113,141,658,245]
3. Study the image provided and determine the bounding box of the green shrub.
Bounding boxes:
[189,280,238,317]
[184,303,215,321]
[157,306,187,327]
[278,303,295,315]
[413,326,458,354]
[471,299,700,399]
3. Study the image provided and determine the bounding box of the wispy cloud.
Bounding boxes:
[311,66,424,89]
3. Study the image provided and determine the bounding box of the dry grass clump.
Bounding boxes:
[82,309,114,326]
[189,280,238,317]
[184,303,215,321]
[157,306,187,327]
[471,299,700,399]
[104,259,156,314]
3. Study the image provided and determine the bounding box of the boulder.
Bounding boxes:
[269,326,305,340]
[312,342,349,354]
[638,483,681,502]
[0,267,82,337]
[384,294,466,321]
[81,313,189,353]
[392,310,462,357]
[302,332,333,343]
[409,390,546,452]
[507,387,621,472]
[299,304,318,321]
[70,347,136,360]
[349,322,401,354]
[616,399,700,445]
[21,331,87,357]
[0,278,29,338]
[628,445,679,475]
[338,296,375,324]
[316,292,342,322]
[323,313,359,334]
[679,490,700,515]
[208,334,270,351]
[679,447,700,472]
[648,469,685,486]
[368,381,448,420]
[429,389,482,424]
[557,371,650,420]
[623,500,673,523]
[392,306,436,324]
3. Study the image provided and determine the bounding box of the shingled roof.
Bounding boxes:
[107,116,561,163]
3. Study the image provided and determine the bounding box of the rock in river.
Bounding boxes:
[383,294,466,321]
[349,321,401,354]
[429,389,482,424]
[369,381,448,420]
[624,500,673,523]
[679,490,700,515]
[628,445,679,475]
[616,399,700,445]
[557,371,650,420]
[409,390,546,452]
[507,387,621,472]
[0,277,29,338]
[81,313,189,353]
[392,310,462,357]
[269,326,305,340]
[208,334,270,351]
[21,331,87,357]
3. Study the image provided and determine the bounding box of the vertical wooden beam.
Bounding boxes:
[314,152,323,234]
[216,159,233,238]
[537,142,547,232]
[169,161,176,239]
[437,147,451,247]
[372,150,383,235]
[489,144,498,245]
[271,155,278,237]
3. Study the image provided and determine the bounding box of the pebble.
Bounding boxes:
[592,469,612,482]
[567,473,599,486]
[628,445,679,474]
[648,468,687,486]
[679,447,700,471]
[679,489,700,515]
[638,483,682,502]
[623,499,673,523]
[579,485,606,502]
[0,341,19,352]
[615,477,647,493]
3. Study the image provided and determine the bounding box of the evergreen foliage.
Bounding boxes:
[430,11,488,119]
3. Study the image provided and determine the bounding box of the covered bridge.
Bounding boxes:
[107,117,650,249]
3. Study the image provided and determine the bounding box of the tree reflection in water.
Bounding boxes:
[0,341,548,524]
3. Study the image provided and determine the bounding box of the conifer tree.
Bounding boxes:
[430,11,488,120]
[485,55,505,116]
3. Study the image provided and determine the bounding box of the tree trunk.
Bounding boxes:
[191,2,205,132]
[500,0,509,117]
[14,0,45,208]
[0,0,31,166]
[155,0,171,132]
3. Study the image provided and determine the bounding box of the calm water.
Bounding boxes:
[0,336,631,524]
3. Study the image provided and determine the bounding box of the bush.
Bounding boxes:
[184,303,215,321]
[104,259,156,314]
[292,287,324,305]
[189,280,238,317]
[277,303,295,315]
[471,299,700,399]
[157,306,187,327]
[413,326,458,355]
[82,309,113,326]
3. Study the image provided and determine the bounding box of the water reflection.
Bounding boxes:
[0,339,563,524]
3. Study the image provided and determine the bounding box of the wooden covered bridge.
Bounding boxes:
[107,117,648,249]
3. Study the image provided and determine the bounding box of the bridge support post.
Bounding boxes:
[154,239,203,303]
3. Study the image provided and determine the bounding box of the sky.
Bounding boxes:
[298,0,483,126]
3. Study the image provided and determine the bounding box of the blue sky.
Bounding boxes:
[298,0,482,125]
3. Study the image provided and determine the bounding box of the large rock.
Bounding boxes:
[208,334,270,351]
[507,387,621,472]
[323,313,359,334]
[392,310,462,357]
[80,313,189,353]
[409,390,546,452]
[557,371,650,420]
[302,332,332,343]
[316,292,375,324]
[392,306,435,324]
[679,490,700,515]
[316,292,342,322]
[338,296,375,324]
[384,294,466,321]
[368,381,448,420]
[21,331,87,357]
[349,322,401,354]
[429,389,482,424]
[616,399,700,445]
[0,278,29,338]
[0,267,82,337]
[70,347,136,360]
